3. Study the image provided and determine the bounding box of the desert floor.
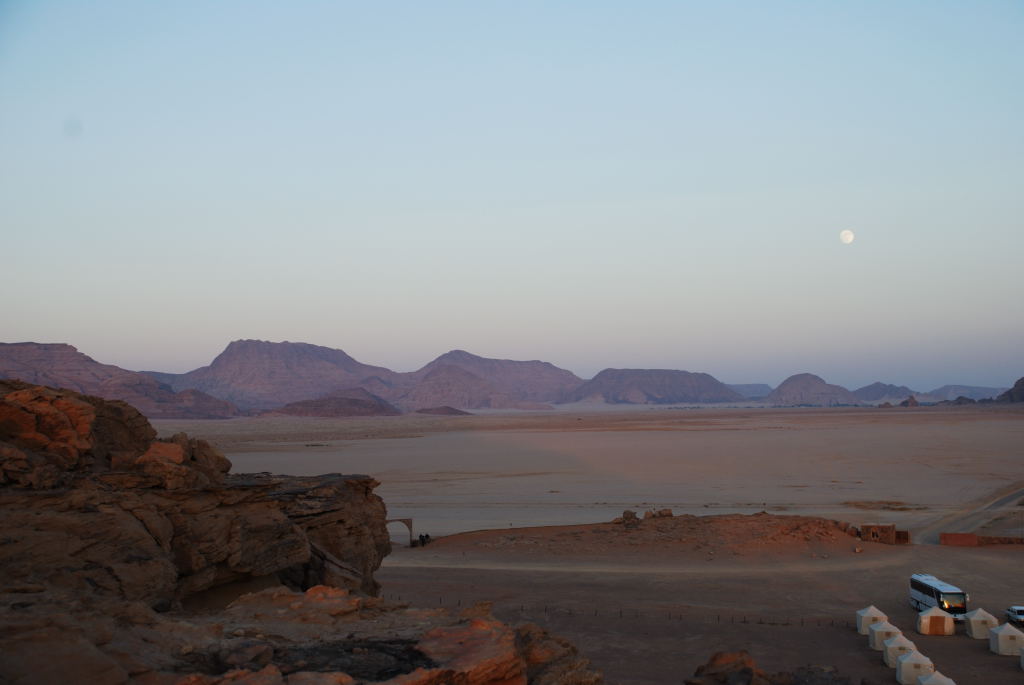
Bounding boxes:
[156,405,1024,684]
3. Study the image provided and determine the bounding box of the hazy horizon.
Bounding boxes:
[2,2,1021,392]
[4,336,1014,394]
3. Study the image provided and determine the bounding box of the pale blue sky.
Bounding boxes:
[1,1,1021,389]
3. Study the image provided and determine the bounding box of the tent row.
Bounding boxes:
[856,605,1024,682]
[856,606,954,684]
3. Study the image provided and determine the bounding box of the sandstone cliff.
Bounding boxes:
[0,343,237,419]
[0,380,390,600]
[0,382,603,685]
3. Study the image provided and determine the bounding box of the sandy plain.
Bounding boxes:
[155,405,1024,684]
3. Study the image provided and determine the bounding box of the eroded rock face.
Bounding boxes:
[0,383,602,685]
[996,376,1024,403]
[685,651,853,685]
[0,586,603,685]
[0,382,389,604]
[0,344,238,419]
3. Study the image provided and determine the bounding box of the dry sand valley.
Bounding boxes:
[156,406,1024,684]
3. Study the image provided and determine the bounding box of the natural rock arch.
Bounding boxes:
[386,518,414,547]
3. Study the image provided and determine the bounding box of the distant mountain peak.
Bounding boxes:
[852,381,918,403]
[565,368,742,404]
[766,373,860,407]
[0,342,236,418]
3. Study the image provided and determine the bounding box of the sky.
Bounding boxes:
[1,1,1021,390]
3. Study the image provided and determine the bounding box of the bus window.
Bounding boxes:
[940,593,966,612]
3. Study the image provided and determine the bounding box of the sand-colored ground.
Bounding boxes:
[156,405,1024,538]
[155,405,1024,684]
[379,523,1024,684]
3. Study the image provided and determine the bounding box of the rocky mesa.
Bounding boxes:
[565,368,743,404]
[0,343,237,419]
[0,381,602,685]
[765,373,861,407]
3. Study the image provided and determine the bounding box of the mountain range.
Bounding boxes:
[0,343,236,419]
[0,340,1015,419]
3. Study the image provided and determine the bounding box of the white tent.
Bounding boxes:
[883,634,916,668]
[917,672,956,685]
[896,651,934,685]
[856,605,887,635]
[869,620,901,650]
[963,608,998,639]
[989,622,1024,656]
[916,606,954,636]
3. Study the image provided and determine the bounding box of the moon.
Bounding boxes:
[839,229,855,245]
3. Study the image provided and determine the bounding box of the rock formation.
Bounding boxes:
[565,368,743,404]
[0,382,604,684]
[266,388,402,418]
[1,585,603,685]
[0,380,389,600]
[0,343,237,419]
[411,350,583,404]
[765,374,861,407]
[899,395,919,408]
[852,381,918,405]
[726,383,773,399]
[149,342,581,412]
[924,384,1008,402]
[685,651,854,685]
[996,376,1024,403]
[414,406,474,415]
[389,364,548,411]
[152,340,405,412]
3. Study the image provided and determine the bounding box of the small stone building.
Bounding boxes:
[859,523,911,545]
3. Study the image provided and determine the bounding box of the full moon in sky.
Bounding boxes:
[839,229,855,244]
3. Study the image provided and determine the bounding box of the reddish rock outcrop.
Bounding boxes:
[0,586,603,685]
[0,382,389,603]
[0,383,604,685]
[0,343,238,419]
[685,651,853,685]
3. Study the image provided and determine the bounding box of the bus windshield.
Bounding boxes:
[940,593,967,611]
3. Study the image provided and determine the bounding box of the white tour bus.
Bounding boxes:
[909,573,968,619]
